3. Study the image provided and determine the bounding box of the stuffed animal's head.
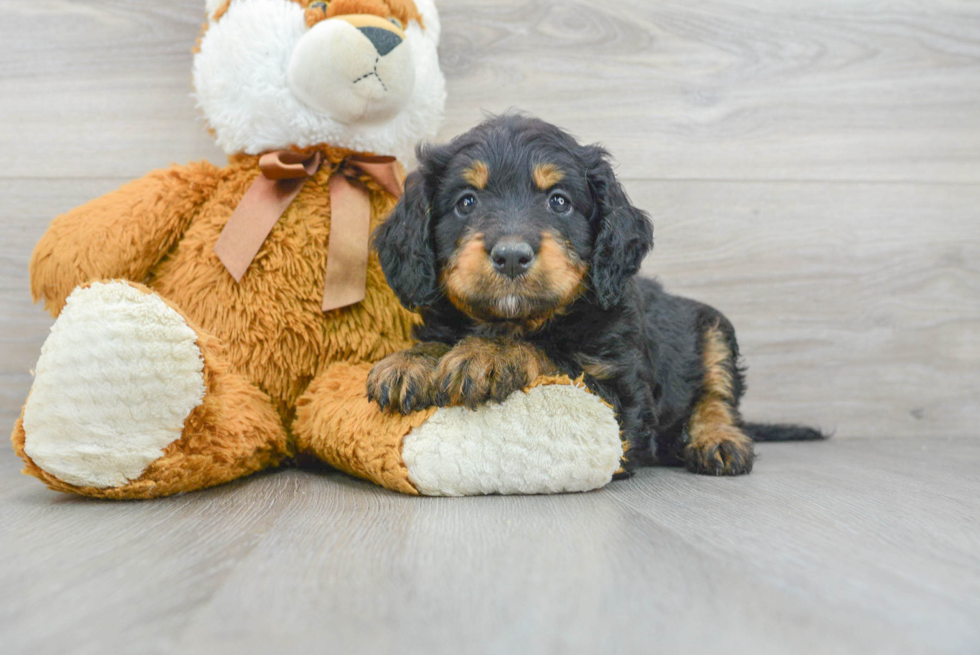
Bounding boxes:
[194,0,445,161]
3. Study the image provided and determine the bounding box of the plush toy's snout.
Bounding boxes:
[288,13,415,124]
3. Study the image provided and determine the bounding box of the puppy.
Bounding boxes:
[368,114,822,476]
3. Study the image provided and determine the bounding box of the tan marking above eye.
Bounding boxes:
[533,163,565,191]
[462,160,490,190]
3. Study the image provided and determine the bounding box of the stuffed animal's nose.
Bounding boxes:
[358,26,402,56]
[490,240,535,279]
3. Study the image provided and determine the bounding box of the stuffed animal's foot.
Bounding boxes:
[297,363,624,496]
[403,377,624,495]
[20,281,205,489]
[13,280,289,498]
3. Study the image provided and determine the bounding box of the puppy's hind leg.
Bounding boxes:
[684,322,754,475]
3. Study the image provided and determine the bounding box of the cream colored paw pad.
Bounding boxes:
[402,384,622,496]
[23,282,206,488]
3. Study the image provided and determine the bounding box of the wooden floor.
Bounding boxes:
[3,439,979,654]
[1,1,978,653]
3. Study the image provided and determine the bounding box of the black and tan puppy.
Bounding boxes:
[368,114,822,476]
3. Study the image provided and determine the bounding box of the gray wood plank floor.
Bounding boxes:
[3,439,979,654]
[1,1,978,653]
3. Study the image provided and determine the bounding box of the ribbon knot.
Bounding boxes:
[214,150,403,312]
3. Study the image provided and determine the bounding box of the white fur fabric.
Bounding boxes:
[194,0,446,162]
[402,384,623,496]
[287,18,416,124]
[22,282,206,489]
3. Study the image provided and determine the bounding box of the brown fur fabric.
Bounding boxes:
[31,148,417,417]
[294,362,434,495]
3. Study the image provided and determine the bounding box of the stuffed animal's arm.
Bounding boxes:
[30,161,223,316]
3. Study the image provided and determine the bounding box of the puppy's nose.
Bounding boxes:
[490,240,535,279]
[358,26,402,56]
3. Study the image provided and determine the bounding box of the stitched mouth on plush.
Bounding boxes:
[288,14,415,124]
[193,0,444,160]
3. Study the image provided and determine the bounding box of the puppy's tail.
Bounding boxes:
[741,422,827,442]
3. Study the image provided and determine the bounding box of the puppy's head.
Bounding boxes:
[375,114,653,325]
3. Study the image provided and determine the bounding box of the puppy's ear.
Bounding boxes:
[373,168,439,310]
[585,146,654,309]
[374,142,456,310]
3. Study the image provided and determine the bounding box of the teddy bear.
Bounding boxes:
[10,0,623,499]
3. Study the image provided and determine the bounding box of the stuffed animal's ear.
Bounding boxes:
[374,166,440,311]
[585,146,654,309]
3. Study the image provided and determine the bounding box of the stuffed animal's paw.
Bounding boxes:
[303,364,625,496]
[21,281,206,489]
[434,337,555,409]
[367,343,450,414]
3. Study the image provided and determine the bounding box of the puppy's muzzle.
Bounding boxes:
[490,238,535,279]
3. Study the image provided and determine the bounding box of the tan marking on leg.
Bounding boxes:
[701,324,735,400]
[533,163,565,190]
[462,160,490,190]
[685,324,754,475]
[574,353,619,380]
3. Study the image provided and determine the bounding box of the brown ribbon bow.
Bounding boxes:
[214,150,403,312]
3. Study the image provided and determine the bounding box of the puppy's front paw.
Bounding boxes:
[434,337,553,409]
[684,426,754,476]
[434,350,510,409]
[367,346,446,414]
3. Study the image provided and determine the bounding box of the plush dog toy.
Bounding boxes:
[11,0,623,498]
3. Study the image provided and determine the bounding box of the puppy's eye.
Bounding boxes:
[455,193,477,216]
[548,193,571,214]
